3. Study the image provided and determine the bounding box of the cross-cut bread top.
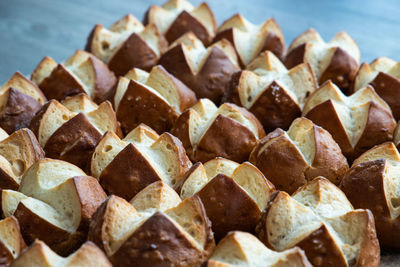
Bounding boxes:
[146,0,216,39]
[288,29,360,78]
[91,124,191,187]
[236,51,316,109]
[115,65,195,113]
[218,14,284,66]
[180,158,274,210]
[354,57,400,91]
[0,72,46,104]
[2,159,86,233]
[208,231,311,267]
[34,94,118,147]
[11,240,111,267]
[88,14,165,64]
[351,142,400,219]
[186,99,261,148]
[303,81,391,148]
[0,216,25,260]
[91,185,211,257]
[31,50,112,100]
[0,128,43,186]
[254,118,316,166]
[265,177,371,265]
[168,32,239,75]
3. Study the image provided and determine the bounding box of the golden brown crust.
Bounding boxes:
[319,47,359,93]
[171,101,265,163]
[116,80,178,134]
[257,179,380,267]
[250,81,302,132]
[369,72,400,119]
[250,129,310,193]
[99,143,162,200]
[38,64,85,101]
[88,56,117,103]
[250,119,348,193]
[305,99,395,161]
[98,131,191,200]
[159,44,240,104]
[0,88,42,134]
[295,225,347,266]
[73,176,107,232]
[195,115,258,163]
[196,174,261,240]
[89,194,214,267]
[13,201,78,256]
[165,10,213,45]
[35,52,116,104]
[340,158,400,250]
[0,216,26,266]
[108,32,167,76]
[44,113,102,170]
[0,128,44,190]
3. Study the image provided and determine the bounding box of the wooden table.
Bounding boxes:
[0,0,399,265]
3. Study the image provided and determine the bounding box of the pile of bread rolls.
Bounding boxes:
[1,0,399,266]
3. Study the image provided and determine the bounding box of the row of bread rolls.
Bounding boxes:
[0,0,400,266]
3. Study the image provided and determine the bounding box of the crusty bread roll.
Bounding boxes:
[176,157,275,240]
[11,240,111,267]
[1,158,107,255]
[353,57,400,119]
[159,32,240,103]
[171,98,265,163]
[144,0,217,45]
[224,51,317,132]
[88,181,215,267]
[114,65,196,134]
[86,14,167,76]
[214,14,285,66]
[257,177,380,267]
[340,142,400,250]
[0,216,26,265]
[31,50,116,103]
[0,128,44,190]
[303,81,396,161]
[90,123,191,200]
[208,231,312,267]
[0,72,46,134]
[30,94,121,169]
[285,29,360,92]
[250,117,348,194]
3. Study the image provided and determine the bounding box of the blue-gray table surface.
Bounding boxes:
[0,0,399,265]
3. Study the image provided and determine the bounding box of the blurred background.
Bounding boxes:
[0,0,399,81]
